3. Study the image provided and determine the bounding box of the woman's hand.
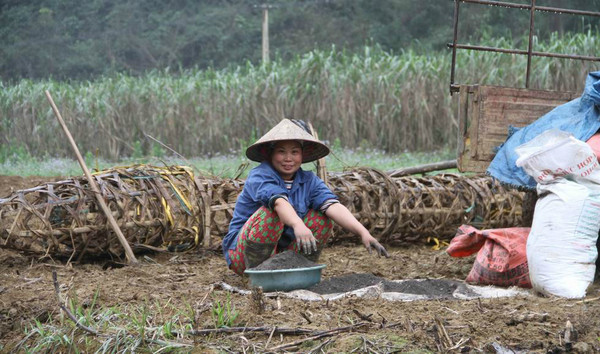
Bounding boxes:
[293,223,317,254]
[325,203,390,258]
[273,198,317,254]
[360,232,389,257]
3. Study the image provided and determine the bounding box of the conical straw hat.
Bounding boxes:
[245,119,330,163]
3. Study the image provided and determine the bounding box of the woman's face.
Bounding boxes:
[270,140,302,180]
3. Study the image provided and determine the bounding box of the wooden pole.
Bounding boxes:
[45,90,138,264]
[308,122,328,185]
[387,160,458,178]
[262,5,270,64]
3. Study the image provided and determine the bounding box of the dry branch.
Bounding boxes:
[52,270,99,336]
[188,326,313,336]
[563,320,574,351]
[434,316,453,351]
[308,338,333,353]
[268,322,369,351]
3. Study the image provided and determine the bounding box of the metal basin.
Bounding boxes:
[244,264,326,292]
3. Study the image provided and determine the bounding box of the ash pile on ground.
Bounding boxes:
[309,273,477,299]
[249,250,319,270]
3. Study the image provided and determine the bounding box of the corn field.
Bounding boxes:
[1,32,599,160]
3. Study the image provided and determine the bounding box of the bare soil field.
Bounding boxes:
[1,175,600,353]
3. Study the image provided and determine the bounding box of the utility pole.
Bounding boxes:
[262,4,270,64]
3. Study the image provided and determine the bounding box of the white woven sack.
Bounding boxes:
[516,129,600,298]
[526,181,600,298]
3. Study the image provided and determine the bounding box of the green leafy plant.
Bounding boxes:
[151,143,166,157]
[211,293,239,328]
[130,303,150,341]
[0,145,31,163]
[132,140,144,159]
[161,321,174,340]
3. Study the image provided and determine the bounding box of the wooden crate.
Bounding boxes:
[456,85,578,173]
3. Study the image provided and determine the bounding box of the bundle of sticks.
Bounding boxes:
[0,164,523,259]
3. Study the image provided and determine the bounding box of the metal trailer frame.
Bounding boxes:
[449,0,600,173]
[449,0,600,93]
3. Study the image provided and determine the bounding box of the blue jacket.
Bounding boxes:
[487,71,600,189]
[222,162,337,266]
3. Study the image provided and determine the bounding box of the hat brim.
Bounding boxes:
[245,119,330,163]
[246,139,330,163]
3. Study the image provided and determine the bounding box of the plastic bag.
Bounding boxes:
[487,71,600,189]
[447,225,531,288]
[515,129,600,185]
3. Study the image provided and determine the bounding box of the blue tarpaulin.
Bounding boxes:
[487,71,600,190]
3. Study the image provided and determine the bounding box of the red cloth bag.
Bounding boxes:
[447,225,531,288]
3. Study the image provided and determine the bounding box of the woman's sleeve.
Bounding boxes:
[308,175,338,210]
[248,169,288,207]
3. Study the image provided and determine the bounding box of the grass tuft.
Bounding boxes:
[0,146,456,179]
[211,293,239,328]
[12,290,202,353]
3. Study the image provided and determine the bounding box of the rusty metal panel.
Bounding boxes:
[457,85,578,173]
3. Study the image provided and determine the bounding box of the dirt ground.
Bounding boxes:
[1,175,600,353]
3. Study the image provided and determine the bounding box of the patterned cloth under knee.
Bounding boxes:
[228,207,333,275]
